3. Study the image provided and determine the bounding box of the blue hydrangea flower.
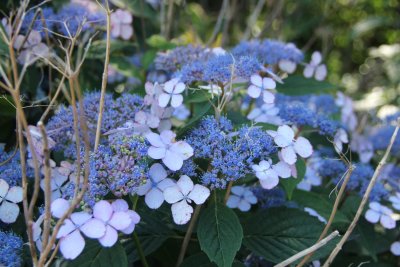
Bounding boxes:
[0,147,34,186]
[21,7,56,37]
[0,230,23,267]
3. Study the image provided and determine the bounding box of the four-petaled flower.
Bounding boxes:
[226,186,257,212]
[146,130,193,171]
[303,51,327,81]
[267,125,313,165]
[365,202,396,229]
[158,78,186,108]
[163,175,210,225]
[0,179,23,224]
[252,159,291,189]
[389,193,400,211]
[137,163,175,209]
[247,74,276,104]
[111,9,133,40]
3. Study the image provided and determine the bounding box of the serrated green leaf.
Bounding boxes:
[277,75,337,95]
[197,203,243,267]
[59,240,128,267]
[280,159,306,200]
[243,207,338,264]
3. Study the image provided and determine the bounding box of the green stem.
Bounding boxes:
[130,194,149,267]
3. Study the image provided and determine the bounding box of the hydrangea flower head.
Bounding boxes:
[158,78,186,108]
[0,230,23,267]
[163,175,210,224]
[252,159,291,189]
[247,74,276,104]
[111,9,133,40]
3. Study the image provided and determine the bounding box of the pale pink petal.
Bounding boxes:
[0,201,19,223]
[294,137,313,158]
[148,146,166,159]
[303,65,314,78]
[163,150,183,171]
[145,188,165,209]
[57,219,75,238]
[315,65,327,81]
[160,130,176,144]
[250,74,263,87]
[98,225,118,247]
[188,184,210,205]
[277,125,295,142]
[80,218,106,238]
[247,85,261,98]
[111,23,121,38]
[281,146,297,165]
[120,24,133,40]
[164,79,178,93]
[273,161,292,178]
[145,132,164,147]
[59,230,85,260]
[170,141,194,160]
[163,186,184,204]
[120,10,133,23]
[51,198,70,219]
[93,200,113,222]
[171,200,193,225]
[5,186,23,203]
[177,175,194,196]
[278,60,296,73]
[108,211,132,230]
[111,199,129,212]
[120,210,141,234]
[171,94,183,108]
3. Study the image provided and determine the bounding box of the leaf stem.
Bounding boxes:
[176,205,202,267]
[224,181,233,204]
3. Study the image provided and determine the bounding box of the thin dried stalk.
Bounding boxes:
[94,0,111,151]
[206,0,229,46]
[322,118,400,267]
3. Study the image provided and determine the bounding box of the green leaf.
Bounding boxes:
[60,240,128,267]
[177,101,213,137]
[186,90,210,103]
[292,190,349,224]
[276,75,337,95]
[180,253,245,267]
[280,159,306,200]
[146,35,176,49]
[243,208,338,264]
[109,56,141,78]
[87,40,136,59]
[197,203,243,267]
[110,0,156,20]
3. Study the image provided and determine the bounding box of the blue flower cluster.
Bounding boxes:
[65,134,149,207]
[232,39,304,65]
[317,158,389,201]
[252,187,287,209]
[46,92,143,159]
[0,230,23,267]
[370,125,400,156]
[21,4,105,37]
[275,94,339,136]
[185,116,276,189]
[0,147,33,186]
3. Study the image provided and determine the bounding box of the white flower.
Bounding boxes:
[226,186,257,212]
[252,159,291,190]
[163,175,210,225]
[333,128,349,153]
[267,125,313,165]
[137,163,175,209]
[365,202,396,229]
[133,111,160,134]
[303,51,327,81]
[158,78,186,108]
[40,161,73,201]
[144,82,163,106]
[278,59,297,74]
[0,179,23,223]
[146,130,193,171]
[247,74,276,104]
[391,241,400,256]
[111,9,133,40]
[14,30,49,64]
[297,158,322,191]
[247,104,281,125]
[304,207,327,224]
[199,84,223,96]
[389,193,400,211]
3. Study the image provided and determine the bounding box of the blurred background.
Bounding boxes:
[1,0,399,142]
